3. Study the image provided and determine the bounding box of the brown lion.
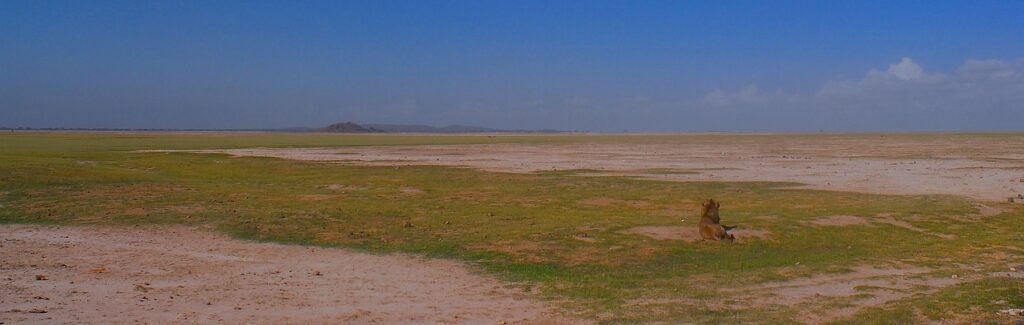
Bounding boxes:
[699,199,735,241]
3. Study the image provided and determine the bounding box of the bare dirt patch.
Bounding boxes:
[570,234,598,243]
[296,194,337,201]
[400,187,425,195]
[0,225,580,324]
[320,183,366,191]
[972,203,1008,217]
[991,271,1024,279]
[728,229,772,240]
[743,265,960,324]
[577,197,650,208]
[809,214,958,238]
[873,216,956,240]
[808,215,869,226]
[619,226,703,242]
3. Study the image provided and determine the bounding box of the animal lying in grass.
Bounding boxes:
[699,199,736,241]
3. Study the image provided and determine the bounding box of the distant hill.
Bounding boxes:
[364,123,507,133]
[317,122,382,133]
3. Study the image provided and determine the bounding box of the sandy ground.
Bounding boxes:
[196,134,1024,202]
[745,266,961,323]
[0,225,578,325]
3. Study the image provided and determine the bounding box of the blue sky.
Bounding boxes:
[2,1,1022,131]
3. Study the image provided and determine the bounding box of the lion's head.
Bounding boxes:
[701,198,720,219]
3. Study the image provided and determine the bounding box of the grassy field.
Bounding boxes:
[1,132,1022,324]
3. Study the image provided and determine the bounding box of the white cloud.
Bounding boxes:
[818,57,948,98]
[818,57,1024,102]
[880,57,930,81]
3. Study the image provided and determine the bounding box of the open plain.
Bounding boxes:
[205,133,1024,201]
[2,132,1023,324]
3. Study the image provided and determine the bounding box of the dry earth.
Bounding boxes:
[0,225,579,325]
[742,266,961,323]
[196,135,1024,202]
[803,203,1007,240]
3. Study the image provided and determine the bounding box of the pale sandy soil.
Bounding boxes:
[0,225,579,325]
[742,266,961,323]
[194,134,1024,202]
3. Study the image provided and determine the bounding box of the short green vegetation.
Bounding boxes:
[1,132,1021,324]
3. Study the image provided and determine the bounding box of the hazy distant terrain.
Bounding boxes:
[2,121,562,134]
[322,122,561,133]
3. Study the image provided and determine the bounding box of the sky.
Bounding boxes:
[1,1,1022,131]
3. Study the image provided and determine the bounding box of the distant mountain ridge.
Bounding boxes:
[318,122,383,133]
[364,123,505,133]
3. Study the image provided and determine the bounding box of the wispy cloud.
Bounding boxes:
[703,57,1024,111]
[817,57,1024,113]
[701,84,784,108]
[691,57,1023,131]
[820,57,946,98]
